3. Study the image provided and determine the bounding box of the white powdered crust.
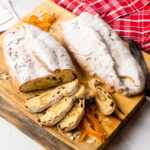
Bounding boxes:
[3,27,50,88]
[24,79,79,113]
[24,23,76,72]
[61,13,145,96]
[61,20,125,92]
[3,24,76,92]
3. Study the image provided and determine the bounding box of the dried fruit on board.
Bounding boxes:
[24,12,55,31]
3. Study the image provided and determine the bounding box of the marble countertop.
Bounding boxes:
[0,0,150,150]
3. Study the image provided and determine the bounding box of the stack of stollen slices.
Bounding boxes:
[25,79,87,132]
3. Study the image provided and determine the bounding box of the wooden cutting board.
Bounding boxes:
[0,0,150,150]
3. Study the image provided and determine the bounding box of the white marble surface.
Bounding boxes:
[0,117,43,150]
[0,0,150,150]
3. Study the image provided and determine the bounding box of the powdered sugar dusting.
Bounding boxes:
[61,17,125,92]
[3,27,50,85]
[24,23,75,72]
[78,13,145,95]
[62,12,145,95]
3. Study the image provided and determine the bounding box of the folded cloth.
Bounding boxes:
[53,0,150,52]
[0,0,19,33]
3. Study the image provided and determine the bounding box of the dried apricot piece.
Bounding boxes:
[48,13,55,23]
[42,27,49,32]
[23,12,55,32]
[36,22,51,28]
[29,15,38,24]
[42,12,49,23]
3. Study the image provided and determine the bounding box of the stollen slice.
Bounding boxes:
[95,86,116,115]
[57,85,86,132]
[57,98,85,132]
[38,97,74,126]
[24,79,79,113]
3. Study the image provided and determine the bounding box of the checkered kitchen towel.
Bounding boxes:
[53,0,150,52]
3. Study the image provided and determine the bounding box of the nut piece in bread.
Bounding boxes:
[38,97,74,126]
[57,98,85,132]
[95,86,116,115]
[24,79,79,113]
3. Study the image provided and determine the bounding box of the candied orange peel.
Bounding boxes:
[24,12,55,31]
[79,104,105,144]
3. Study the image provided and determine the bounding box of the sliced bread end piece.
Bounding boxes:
[95,86,116,115]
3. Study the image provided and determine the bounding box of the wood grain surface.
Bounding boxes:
[0,0,150,150]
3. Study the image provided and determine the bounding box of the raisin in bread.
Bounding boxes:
[3,24,76,92]
[24,79,79,113]
[61,13,145,96]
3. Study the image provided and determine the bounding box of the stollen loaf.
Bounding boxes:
[61,13,145,96]
[3,24,76,92]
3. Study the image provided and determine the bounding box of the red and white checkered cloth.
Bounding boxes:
[53,0,150,52]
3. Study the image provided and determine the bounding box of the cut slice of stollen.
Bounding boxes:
[38,97,74,126]
[57,98,85,132]
[24,79,79,113]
